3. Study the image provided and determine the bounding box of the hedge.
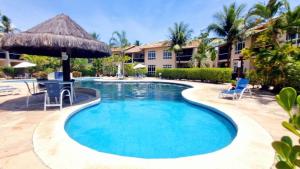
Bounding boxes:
[156,68,232,83]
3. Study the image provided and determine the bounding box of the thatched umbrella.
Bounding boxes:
[0,14,111,81]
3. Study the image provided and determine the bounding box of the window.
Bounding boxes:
[235,41,245,54]
[147,65,156,76]
[148,51,156,60]
[286,33,300,45]
[163,50,172,59]
[163,65,172,68]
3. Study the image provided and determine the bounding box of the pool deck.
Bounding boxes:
[0,78,295,169]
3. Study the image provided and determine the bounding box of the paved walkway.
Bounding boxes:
[0,79,295,169]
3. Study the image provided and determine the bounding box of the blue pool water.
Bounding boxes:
[65,82,237,158]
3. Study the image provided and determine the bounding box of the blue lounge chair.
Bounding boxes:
[54,72,63,81]
[220,78,252,100]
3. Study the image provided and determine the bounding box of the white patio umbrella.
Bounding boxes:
[117,63,122,76]
[13,61,36,68]
[133,63,146,69]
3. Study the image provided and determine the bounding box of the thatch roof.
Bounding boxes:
[0,14,111,58]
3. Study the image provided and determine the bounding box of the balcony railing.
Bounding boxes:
[176,55,192,61]
[0,53,5,59]
[133,58,144,62]
[218,53,229,60]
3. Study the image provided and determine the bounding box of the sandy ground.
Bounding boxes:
[0,78,295,169]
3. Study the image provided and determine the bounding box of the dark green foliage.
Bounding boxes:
[156,68,232,83]
[2,66,17,78]
[81,69,95,77]
[287,62,300,93]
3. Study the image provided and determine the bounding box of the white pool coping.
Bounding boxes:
[33,79,274,169]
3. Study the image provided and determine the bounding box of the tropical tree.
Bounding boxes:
[192,32,217,67]
[71,58,89,72]
[134,40,141,46]
[246,0,286,27]
[90,32,100,40]
[21,55,60,74]
[109,31,130,75]
[168,22,193,66]
[208,2,246,67]
[92,59,103,77]
[109,30,130,47]
[278,4,300,46]
[242,32,300,90]
[0,15,17,33]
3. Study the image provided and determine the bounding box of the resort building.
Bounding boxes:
[111,40,200,75]
[215,23,300,76]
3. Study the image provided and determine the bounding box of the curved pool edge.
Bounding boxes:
[33,79,275,169]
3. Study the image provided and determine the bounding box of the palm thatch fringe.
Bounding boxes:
[0,14,111,58]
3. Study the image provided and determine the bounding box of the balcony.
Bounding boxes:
[10,53,22,60]
[0,52,5,59]
[218,53,229,60]
[133,58,144,63]
[176,55,192,61]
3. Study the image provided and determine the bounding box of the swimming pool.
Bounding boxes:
[65,82,237,159]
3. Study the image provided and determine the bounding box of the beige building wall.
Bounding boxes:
[144,47,176,69]
[230,37,253,72]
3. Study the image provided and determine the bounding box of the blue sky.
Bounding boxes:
[0,0,298,44]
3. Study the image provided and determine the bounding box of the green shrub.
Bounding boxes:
[32,71,48,79]
[124,64,135,76]
[245,70,262,85]
[2,66,16,78]
[287,61,300,93]
[81,69,95,77]
[272,87,300,169]
[136,67,147,75]
[156,68,232,83]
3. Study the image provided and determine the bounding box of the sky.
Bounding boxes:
[0,0,298,44]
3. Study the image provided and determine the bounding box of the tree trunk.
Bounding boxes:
[227,42,233,68]
[198,59,201,68]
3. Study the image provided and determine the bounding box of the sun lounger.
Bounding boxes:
[220,78,252,100]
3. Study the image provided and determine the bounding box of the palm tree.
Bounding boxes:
[109,31,130,48]
[208,2,245,67]
[134,40,141,46]
[246,0,286,27]
[90,32,100,40]
[109,31,130,76]
[168,22,193,67]
[278,4,300,45]
[0,15,15,33]
[192,32,217,67]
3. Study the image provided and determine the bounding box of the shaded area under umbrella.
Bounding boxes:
[1,14,111,81]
